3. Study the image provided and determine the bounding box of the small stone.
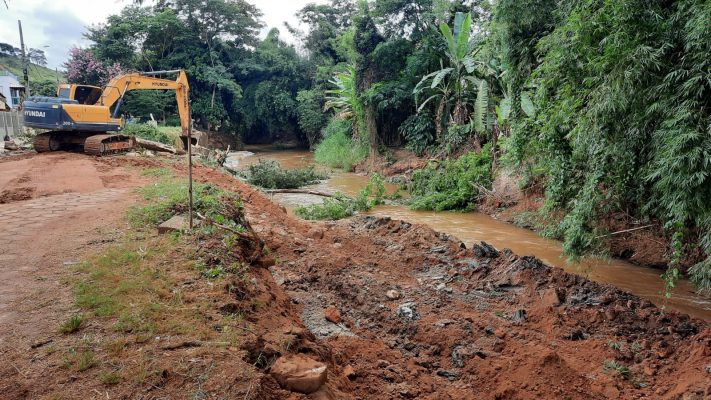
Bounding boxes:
[158,215,187,234]
[643,366,656,377]
[4,140,18,151]
[396,302,418,320]
[270,354,328,394]
[343,365,356,379]
[324,306,342,324]
[512,309,527,323]
[308,228,324,240]
[436,369,459,381]
[385,290,401,300]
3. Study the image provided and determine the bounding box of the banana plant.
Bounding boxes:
[324,65,359,121]
[414,12,480,139]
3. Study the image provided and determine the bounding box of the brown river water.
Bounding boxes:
[226,147,711,322]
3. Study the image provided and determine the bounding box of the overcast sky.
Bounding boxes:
[0,0,324,70]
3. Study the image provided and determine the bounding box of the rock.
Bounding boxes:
[471,241,499,258]
[4,140,18,151]
[308,228,324,240]
[542,288,565,307]
[385,289,401,300]
[158,215,187,234]
[436,369,459,381]
[270,354,328,394]
[397,302,418,320]
[324,306,342,324]
[343,364,356,379]
[643,365,656,377]
[512,309,527,323]
[604,307,618,321]
[434,319,455,328]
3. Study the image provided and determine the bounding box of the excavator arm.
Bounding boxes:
[100,70,190,137]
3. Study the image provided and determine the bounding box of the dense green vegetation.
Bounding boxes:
[410,146,491,211]
[79,0,710,291]
[122,123,174,145]
[245,160,326,189]
[295,174,386,220]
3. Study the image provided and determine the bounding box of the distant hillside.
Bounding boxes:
[0,55,64,83]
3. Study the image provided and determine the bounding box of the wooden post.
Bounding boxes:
[2,113,9,141]
[187,101,193,229]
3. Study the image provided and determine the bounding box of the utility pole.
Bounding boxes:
[18,20,30,98]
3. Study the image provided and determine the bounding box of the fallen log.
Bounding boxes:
[264,189,336,198]
[135,137,177,154]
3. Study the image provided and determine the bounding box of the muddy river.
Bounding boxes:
[226,147,711,322]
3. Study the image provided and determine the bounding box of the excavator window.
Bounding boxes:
[73,86,103,105]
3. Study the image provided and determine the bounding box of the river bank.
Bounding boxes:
[226,147,711,322]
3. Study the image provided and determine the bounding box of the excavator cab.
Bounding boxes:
[57,84,103,105]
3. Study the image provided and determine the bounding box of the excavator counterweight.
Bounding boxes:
[22,70,190,156]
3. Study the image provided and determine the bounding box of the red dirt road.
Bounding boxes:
[0,153,146,395]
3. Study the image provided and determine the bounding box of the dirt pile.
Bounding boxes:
[183,162,710,399]
[1,154,708,400]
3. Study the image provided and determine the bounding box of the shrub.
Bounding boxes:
[122,123,173,145]
[409,147,492,211]
[60,314,84,334]
[314,118,368,171]
[296,174,385,220]
[296,89,327,148]
[246,160,326,189]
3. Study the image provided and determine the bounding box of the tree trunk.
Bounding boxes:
[436,96,447,139]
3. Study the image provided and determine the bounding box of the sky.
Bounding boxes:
[0,0,324,70]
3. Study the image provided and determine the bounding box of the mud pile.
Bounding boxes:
[180,161,710,399]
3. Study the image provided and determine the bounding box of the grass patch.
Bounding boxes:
[296,174,385,220]
[603,359,630,380]
[60,314,84,334]
[409,147,492,211]
[128,171,225,227]
[314,118,368,172]
[99,371,122,385]
[246,160,326,189]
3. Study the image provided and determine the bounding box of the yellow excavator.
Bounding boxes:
[22,69,190,156]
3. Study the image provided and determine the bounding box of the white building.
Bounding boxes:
[0,71,25,109]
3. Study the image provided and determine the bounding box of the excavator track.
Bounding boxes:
[84,134,136,156]
[33,133,61,153]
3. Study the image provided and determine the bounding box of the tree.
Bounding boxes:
[27,48,47,66]
[414,12,478,139]
[353,0,384,155]
[296,89,328,148]
[0,42,18,57]
[63,47,125,86]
